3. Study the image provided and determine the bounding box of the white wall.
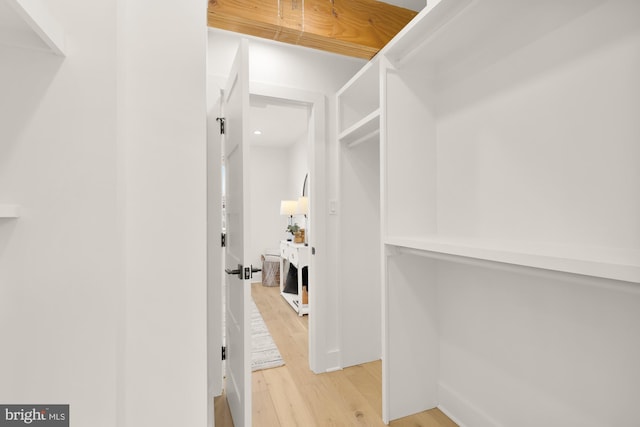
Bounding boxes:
[0,0,207,425]
[208,28,365,371]
[434,11,640,248]
[249,145,290,270]
[436,262,640,427]
[248,134,308,282]
[339,139,381,367]
[118,0,207,426]
[287,134,309,235]
[0,0,120,425]
[288,133,309,200]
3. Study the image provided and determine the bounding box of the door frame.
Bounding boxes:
[250,82,327,373]
[207,81,329,427]
[207,88,224,427]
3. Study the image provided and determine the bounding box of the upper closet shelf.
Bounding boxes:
[0,205,20,218]
[381,0,471,67]
[0,0,66,55]
[386,236,640,284]
[381,0,605,72]
[338,109,380,148]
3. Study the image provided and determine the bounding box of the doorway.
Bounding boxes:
[208,78,329,425]
[245,82,327,375]
[247,94,309,286]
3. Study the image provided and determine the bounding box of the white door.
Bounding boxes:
[223,38,252,427]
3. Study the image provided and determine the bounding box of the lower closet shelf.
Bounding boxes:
[385,236,640,284]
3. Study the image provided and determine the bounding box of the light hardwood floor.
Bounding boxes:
[215,282,457,427]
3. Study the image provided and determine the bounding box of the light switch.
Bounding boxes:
[329,200,337,215]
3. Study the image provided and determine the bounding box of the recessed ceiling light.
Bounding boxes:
[254,130,262,135]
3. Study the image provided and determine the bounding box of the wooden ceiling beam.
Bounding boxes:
[207,0,417,59]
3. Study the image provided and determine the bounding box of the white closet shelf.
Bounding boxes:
[383,0,602,72]
[338,108,380,147]
[381,0,471,67]
[385,236,640,284]
[0,204,20,218]
[0,0,66,56]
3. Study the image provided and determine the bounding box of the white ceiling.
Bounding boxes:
[381,0,426,12]
[249,95,309,147]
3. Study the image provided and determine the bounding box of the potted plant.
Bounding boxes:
[286,223,304,243]
[286,223,299,241]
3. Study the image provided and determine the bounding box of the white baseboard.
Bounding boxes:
[325,349,341,372]
[438,382,501,427]
[437,404,469,427]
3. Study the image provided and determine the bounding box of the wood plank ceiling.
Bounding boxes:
[207,0,418,59]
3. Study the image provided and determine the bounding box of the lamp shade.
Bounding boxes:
[280,200,297,216]
[296,196,309,215]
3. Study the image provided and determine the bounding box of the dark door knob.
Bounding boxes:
[224,264,262,280]
[225,264,243,279]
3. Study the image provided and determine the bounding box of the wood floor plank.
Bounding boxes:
[390,408,459,427]
[214,283,458,427]
[214,392,233,426]
[343,363,383,418]
[252,370,268,393]
[362,358,383,383]
[298,378,356,426]
[262,366,317,426]
[252,390,281,426]
[321,369,387,426]
[430,409,460,427]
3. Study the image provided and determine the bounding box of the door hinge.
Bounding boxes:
[216,117,225,135]
[221,233,226,247]
[222,346,226,361]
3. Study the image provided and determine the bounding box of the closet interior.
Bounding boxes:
[336,0,640,424]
